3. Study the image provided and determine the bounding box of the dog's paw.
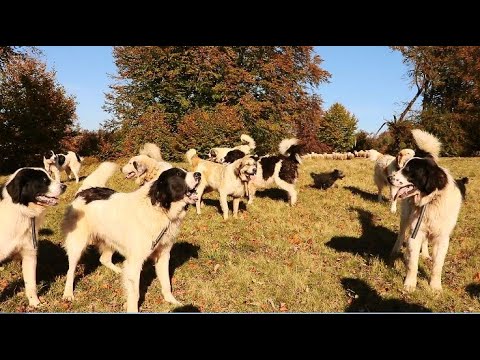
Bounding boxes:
[163,294,183,306]
[430,280,443,293]
[62,293,75,302]
[28,297,41,308]
[421,253,432,261]
[403,279,417,292]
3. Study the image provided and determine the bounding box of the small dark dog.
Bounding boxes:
[455,177,469,200]
[311,169,345,190]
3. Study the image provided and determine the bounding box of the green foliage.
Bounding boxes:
[177,105,246,159]
[103,46,331,159]
[0,55,77,173]
[318,103,358,152]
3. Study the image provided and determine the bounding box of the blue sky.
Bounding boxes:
[38,46,419,133]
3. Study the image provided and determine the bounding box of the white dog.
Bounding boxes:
[0,168,66,307]
[61,162,201,312]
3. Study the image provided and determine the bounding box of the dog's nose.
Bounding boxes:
[61,183,67,192]
[194,172,201,181]
[252,168,257,175]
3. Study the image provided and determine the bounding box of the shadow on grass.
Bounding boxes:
[1,239,72,302]
[38,228,54,236]
[466,283,480,299]
[138,242,200,308]
[345,186,382,202]
[254,188,288,203]
[325,207,396,263]
[170,304,201,312]
[201,198,248,214]
[342,277,431,312]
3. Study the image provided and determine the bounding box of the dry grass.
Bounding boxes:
[0,156,479,312]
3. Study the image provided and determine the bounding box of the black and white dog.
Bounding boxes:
[43,150,83,183]
[0,168,67,307]
[388,129,466,292]
[247,138,303,206]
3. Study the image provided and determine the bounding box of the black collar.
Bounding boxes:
[30,218,38,249]
[151,222,171,250]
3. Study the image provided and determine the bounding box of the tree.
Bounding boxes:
[393,46,480,156]
[318,103,358,152]
[104,46,330,159]
[0,55,77,172]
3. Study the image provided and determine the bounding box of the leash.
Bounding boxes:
[151,222,171,250]
[30,218,38,249]
[410,204,427,240]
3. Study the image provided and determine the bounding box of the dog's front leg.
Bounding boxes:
[219,192,229,220]
[21,249,40,307]
[403,233,424,292]
[232,197,240,218]
[122,260,143,312]
[155,244,182,305]
[195,183,206,215]
[247,183,256,205]
[390,186,398,213]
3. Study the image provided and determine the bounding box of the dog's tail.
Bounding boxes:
[186,149,201,167]
[279,138,303,164]
[76,162,118,195]
[240,134,256,150]
[140,143,163,162]
[412,129,441,160]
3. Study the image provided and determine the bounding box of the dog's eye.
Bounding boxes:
[43,177,49,183]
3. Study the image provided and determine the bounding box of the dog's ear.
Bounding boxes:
[6,176,22,203]
[133,161,138,170]
[424,162,448,195]
[234,162,242,177]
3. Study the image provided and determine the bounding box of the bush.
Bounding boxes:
[177,105,246,159]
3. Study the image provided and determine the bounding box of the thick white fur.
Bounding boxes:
[279,138,302,164]
[77,162,118,194]
[0,168,65,307]
[122,143,172,186]
[390,130,462,292]
[44,151,83,183]
[186,149,257,219]
[411,129,441,160]
[139,143,163,162]
[209,134,256,163]
[62,163,199,312]
[374,149,415,213]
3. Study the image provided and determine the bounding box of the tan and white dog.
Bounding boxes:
[122,143,172,186]
[186,149,257,220]
[373,148,415,213]
[61,162,201,312]
[0,167,66,307]
[388,129,465,292]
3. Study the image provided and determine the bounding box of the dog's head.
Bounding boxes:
[3,168,67,207]
[396,148,415,168]
[208,149,218,162]
[332,169,345,180]
[122,155,149,180]
[234,156,257,182]
[148,168,201,209]
[388,156,447,204]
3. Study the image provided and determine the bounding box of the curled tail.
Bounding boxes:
[240,134,256,150]
[76,162,118,195]
[140,143,163,161]
[412,129,442,160]
[186,149,201,167]
[279,138,303,164]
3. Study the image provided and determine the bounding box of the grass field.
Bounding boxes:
[0,156,479,313]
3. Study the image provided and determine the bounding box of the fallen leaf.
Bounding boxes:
[279,302,288,312]
[213,264,220,273]
[474,272,480,281]
[267,298,276,311]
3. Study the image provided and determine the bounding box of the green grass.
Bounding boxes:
[1,157,479,312]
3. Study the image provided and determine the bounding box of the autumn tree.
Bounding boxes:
[104,46,330,159]
[0,55,77,172]
[317,103,358,152]
[393,46,480,156]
